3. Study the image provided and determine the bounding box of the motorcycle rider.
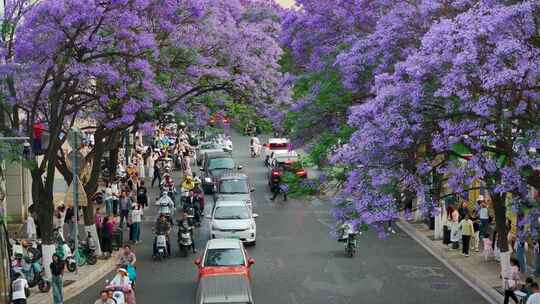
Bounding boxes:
[155,194,174,224]
[107,268,135,304]
[181,175,195,192]
[117,244,137,269]
[94,290,115,304]
[338,221,358,254]
[250,136,260,157]
[154,214,171,257]
[178,212,196,253]
[184,190,202,225]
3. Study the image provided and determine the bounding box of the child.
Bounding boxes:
[483,232,493,261]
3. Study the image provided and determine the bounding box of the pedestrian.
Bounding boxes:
[95,208,103,246]
[94,290,115,304]
[118,192,132,228]
[65,207,76,243]
[50,253,65,304]
[527,282,540,304]
[131,204,143,243]
[478,198,489,240]
[482,232,494,260]
[101,216,113,256]
[53,203,66,239]
[533,240,540,277]
[137,181,148,209]
[504,257,522,304]
[457,200,469,220]
[450,214,461,250]
[459,214,474,257]
[111,179,120,216]
[26,213,37,240]
[11,272,29,304]
[152,161,161,188]
[515,239,529,274]
[138,154,146,180]
[104,182,114,216]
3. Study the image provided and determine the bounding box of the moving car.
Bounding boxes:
[213,173,255,209]
[194,239,255,281]
[261,138,289,160]
[209,200,257,245]
[195,273,254,304]
[196,142,226,166]
[200,152,241,194]
[267,151,308,188]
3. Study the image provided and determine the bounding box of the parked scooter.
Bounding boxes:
[11,240,50,292]
[56,239,77,272]
[79,232,98,265]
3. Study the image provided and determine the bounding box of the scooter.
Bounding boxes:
[56,240,77,272]
[79,232,98,265]
[345,233,358,258]
[177,222,193,258]
[153,232,167,261]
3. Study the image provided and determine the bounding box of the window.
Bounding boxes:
[214,206,250,220]
[208,158,235,170]
[204,248,245,266]
[219,179,249,194]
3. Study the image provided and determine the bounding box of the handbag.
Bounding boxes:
[24,286,31,297]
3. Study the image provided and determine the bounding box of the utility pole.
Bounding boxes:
[68,129,83,275]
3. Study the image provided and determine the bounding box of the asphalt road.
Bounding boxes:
[69,131,488,304]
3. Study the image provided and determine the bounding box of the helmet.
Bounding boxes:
[179,122,186,128]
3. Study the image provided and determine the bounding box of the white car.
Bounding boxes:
[261,138,289,160]
[210,200,257,245]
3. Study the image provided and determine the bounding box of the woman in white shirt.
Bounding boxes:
[130,204,143,243]
[11,272,29,304]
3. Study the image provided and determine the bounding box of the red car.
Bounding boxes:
[194,238,255,282]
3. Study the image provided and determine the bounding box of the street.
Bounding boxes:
[69,132,488,304]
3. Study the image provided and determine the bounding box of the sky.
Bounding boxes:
[276,0,295,8]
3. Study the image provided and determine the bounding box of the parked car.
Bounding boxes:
[213,172,255,209]
[195,273,254,304]
[194,239,255,281]
[200,151,241,194]
[209,200,257,245]
[261,138,289,160]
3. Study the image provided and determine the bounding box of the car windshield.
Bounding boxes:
[214,206,250,220]
[269,143,288,150]
[204,248,245,267]
[208,158,235,170]
[201,143,222,150]
[219,179,249,194]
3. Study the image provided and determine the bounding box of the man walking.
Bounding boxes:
[50,253,65,304]
[118,192,132,228]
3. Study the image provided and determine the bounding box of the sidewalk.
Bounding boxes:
[28,252,118,304]
[397,219,504,304]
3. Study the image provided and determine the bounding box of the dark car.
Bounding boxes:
[201,152,241,194]
[213,173,255,209]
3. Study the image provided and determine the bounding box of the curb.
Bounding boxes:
[31,253,117,304]
[396,219,502,304]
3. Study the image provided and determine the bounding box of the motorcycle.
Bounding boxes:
[153,232,168,261]
[177,222,193,258]
[156,194,175,222]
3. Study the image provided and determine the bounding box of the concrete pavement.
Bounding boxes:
[69,131,488,304]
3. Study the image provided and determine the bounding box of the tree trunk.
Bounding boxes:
[492,192,511,279]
